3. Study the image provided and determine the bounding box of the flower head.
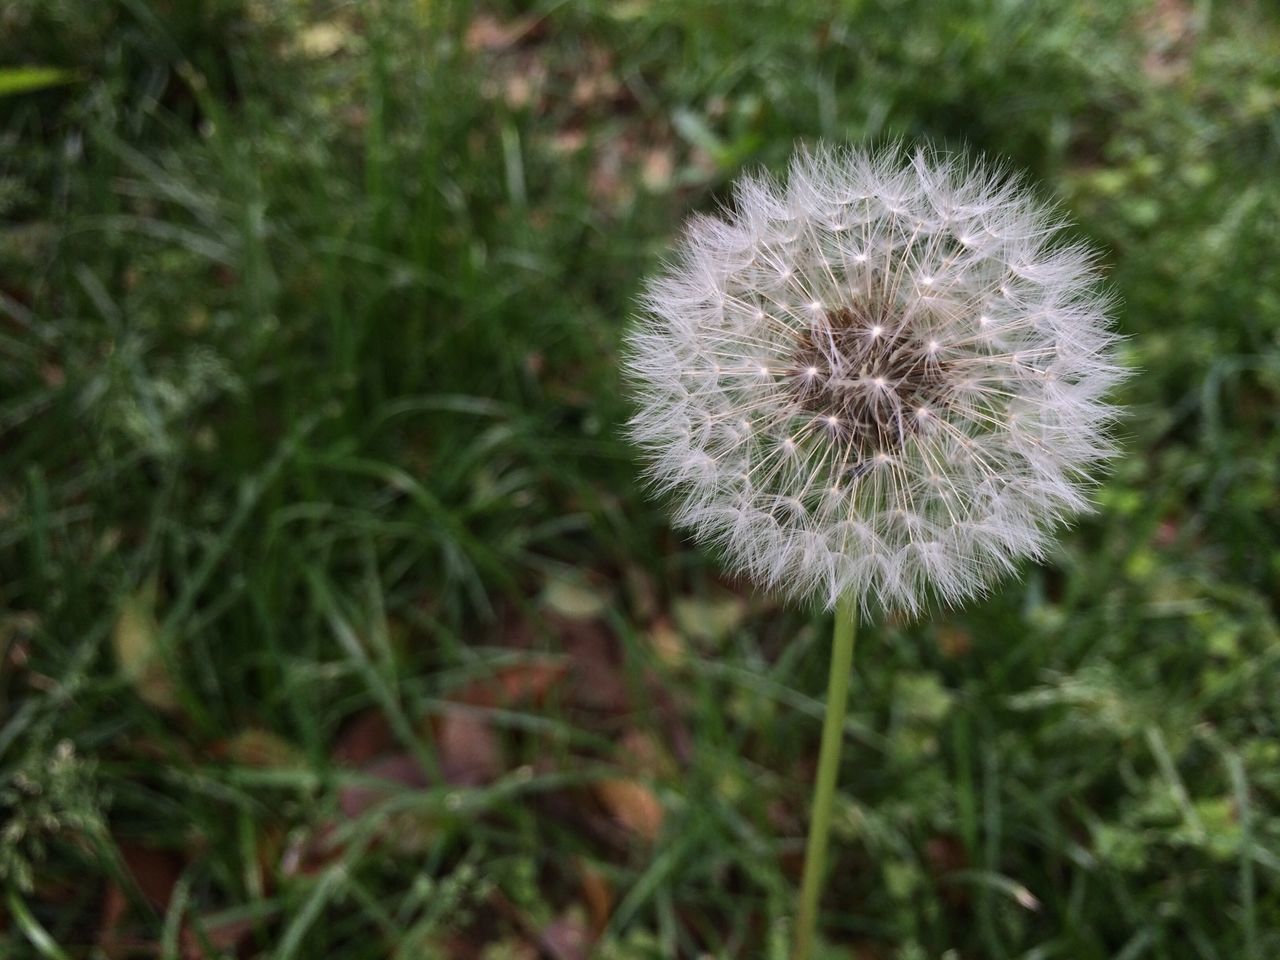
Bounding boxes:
[626,145,1125,614]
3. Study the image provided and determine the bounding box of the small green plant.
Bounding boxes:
[1,739,107,894]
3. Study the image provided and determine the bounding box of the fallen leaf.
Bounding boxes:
[465,13,542,53]
[936,625,972,659]
[645,617,686,667]
[641,147,674,192]
[99,843,186,956]
[180,914,258,959]
[328,659,566,863]
[547,129,588,155]
[435,708,502,786]
[122,844,185,908]
[1139,0,1197,82]
[331,709,394,766]
[214,728,301,768]
[587,137,632,212]
[594,778,664,843]
[615,729,673,779]
[624,566,659,622]
[1154,516,1181,548]
[672,591,747,647]
[452,658,568,709]
[570,59,620,107]
[296,22,348,58]
[924,835,971,905]
[280,821,342,878]
[646,680,695,767]
[480,936,539,960]
[539,908,593,960]
[502,71,535,108]
[577,858,614,934]
[97,884,128,954]
[560,618,629,712]
[112,581,180,712]
[1,611,37,671]
[543,575,610,621]
[338,755,439,854]
[339,754,429,818]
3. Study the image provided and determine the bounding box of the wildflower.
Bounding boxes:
[626,145,1124,615]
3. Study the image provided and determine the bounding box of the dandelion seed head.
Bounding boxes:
[625,145,1126,614]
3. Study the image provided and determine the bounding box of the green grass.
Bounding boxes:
[2,0,1279,956]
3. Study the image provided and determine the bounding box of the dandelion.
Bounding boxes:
[624,145,1125,958]
[627,145,1123,616]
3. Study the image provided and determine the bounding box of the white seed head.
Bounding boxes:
[625,145,1126,615]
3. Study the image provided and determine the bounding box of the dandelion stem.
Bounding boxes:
[794,595,858,960]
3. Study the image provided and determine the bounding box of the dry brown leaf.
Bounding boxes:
[99,843,186,955]
[331,709,395,766]
[539,908,593,960]
[280,821,343,878]
[1139,0,1197,82]
[339,754,429,818]
[588,137,632,212]
[560,618,629,712]
[616,729,673,779]
[214,728,301,768]
[435,708,502,786]
[925,834,972,908]
[936,625,972,659]
[623,566,659,622]
[547,129,588,155]
[502,72,535,109]
[327,659,566,864]
[1,611,37,671]
[925,834,970,876]
[1154,517,1181,548]
[338,754,440,854]
[97,884,129,955]
[594,778,664,842]
[465,13,541,53]
[453,658,569,709]
[571,69,619,107]
[123,844,184,908]
[646,680,695,767]
[576,858,614,934]
[179,914,258,959]
[646,617,686,668]
[641,147,674,192]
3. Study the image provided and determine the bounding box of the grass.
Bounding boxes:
[2,0,1280,956]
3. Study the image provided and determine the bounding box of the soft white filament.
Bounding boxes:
[626,145,1125,614]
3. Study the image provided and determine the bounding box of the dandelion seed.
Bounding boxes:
[625,144,1125,615]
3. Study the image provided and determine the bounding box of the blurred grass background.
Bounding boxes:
[2,0,1279,957]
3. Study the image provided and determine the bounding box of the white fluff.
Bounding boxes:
[625,145,1126,615]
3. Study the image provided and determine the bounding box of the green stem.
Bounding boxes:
[794,594,858,960]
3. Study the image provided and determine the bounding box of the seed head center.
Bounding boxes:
[787,304,952,453]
